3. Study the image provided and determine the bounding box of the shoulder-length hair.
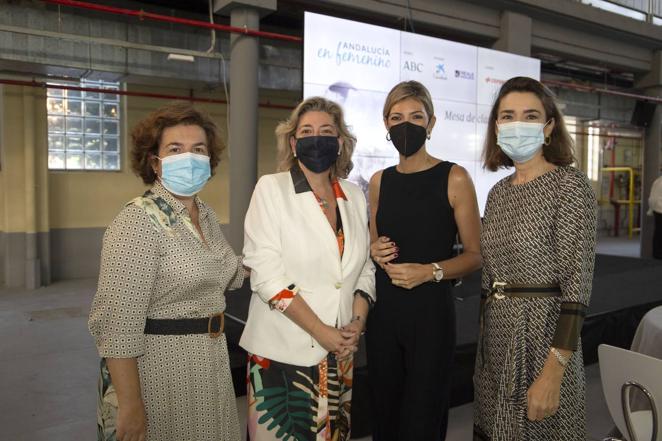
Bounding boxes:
[275,97,356,179]
[482,76,575,171]
[131,101,224,184]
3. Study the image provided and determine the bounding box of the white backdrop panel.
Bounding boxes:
[303,12,540,214]
[303,13,401,93]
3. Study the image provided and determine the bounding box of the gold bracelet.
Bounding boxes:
[551,347,570,367]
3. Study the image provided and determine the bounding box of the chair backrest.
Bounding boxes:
[599,344,662,441]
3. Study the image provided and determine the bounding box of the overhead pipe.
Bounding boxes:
[2,77,651,126]
[568,130,642,140]
[0,78,295,110]
[28,1,662,106]
[0,23,225,60]
[41,0,302,43]
[543,79,662,104]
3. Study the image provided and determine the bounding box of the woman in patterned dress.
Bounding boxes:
[241,97,376,441]
[474,77,597,440]
[89,102,245,441]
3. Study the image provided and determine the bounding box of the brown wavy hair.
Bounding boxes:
[482,76,575,171]
[130,101,225,184]
[276,97,355,179]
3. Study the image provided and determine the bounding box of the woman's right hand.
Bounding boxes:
[116,400,147,441]
[370,236,398,269]
[312,323,346,354]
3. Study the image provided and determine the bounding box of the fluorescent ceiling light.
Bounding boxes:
[167,53,195,62]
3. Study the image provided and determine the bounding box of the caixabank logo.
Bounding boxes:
[455,69,475,80]
[434,63,447,80]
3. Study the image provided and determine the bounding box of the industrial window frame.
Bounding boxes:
[46,80,121,171]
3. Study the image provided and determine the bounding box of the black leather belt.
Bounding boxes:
[479,283,561,368]
[144,313,224,338]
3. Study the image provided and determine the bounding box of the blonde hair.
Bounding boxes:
[382,80,435,121]
[276,97,356,179]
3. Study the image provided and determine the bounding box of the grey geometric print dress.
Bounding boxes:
[89,182,244,441]
[474,166,597,441]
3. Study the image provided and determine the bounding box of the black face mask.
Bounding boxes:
[295,136,339,173]
[388,121,428,157]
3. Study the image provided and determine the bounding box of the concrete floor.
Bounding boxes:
[1,279,616,441]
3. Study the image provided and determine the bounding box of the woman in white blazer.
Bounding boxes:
[241,97,376,441]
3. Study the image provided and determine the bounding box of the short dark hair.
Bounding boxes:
[482,76,575,171]
[130,101,225,184]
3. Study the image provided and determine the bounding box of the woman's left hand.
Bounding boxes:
[336,319,364,360]
[527,371,562,421]
[383,263,432,289]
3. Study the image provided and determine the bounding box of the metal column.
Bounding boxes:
[215,0,275,252]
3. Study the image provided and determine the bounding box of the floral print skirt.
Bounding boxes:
[247,354,353,441]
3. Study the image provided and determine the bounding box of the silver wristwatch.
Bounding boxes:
[432,262,444,282]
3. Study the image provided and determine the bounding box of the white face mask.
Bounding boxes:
[497,121,550,164]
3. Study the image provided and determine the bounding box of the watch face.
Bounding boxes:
[434,270,443,281]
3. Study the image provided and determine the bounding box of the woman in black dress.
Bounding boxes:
[367,80,482,440]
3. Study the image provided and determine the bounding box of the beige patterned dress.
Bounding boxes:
[89,182,244,441]
[474,166,597,441]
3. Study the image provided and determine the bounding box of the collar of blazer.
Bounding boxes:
[289,162,347,201]
[289,163,353,265]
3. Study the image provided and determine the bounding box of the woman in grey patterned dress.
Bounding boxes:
[89,102,245,441]
[474,77,597,441]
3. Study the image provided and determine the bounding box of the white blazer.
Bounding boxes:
[240,166,376,366]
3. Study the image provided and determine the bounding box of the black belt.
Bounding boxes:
[479,283,561,368]
[144,313,224,338]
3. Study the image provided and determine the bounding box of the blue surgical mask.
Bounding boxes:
[497,121,549,164]
[157,152,211,197]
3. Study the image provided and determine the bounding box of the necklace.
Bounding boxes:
[317,196,329,210]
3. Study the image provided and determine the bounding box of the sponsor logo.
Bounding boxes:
[454,69,474,80]
[433,63,447,80]
[316,42,392,69]
[484,77,505,85]
[403,60,424,72]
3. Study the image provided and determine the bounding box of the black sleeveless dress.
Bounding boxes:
[366,161,458,441]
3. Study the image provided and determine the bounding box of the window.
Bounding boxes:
[47,80,121,170]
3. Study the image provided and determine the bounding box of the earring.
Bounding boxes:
[427,132,431,140]
[337,149,341,156]
[386,132,391,141]
[544,136,551,145]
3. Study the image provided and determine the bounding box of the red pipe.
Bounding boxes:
[0,78,296,110]
[33,0,662,106]
[42,0,302,43]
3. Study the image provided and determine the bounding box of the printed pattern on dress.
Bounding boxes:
[474,166,597,441]
[90,182,244,441]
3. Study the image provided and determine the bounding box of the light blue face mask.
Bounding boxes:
[157,152,211,197]
[496,121,550,164]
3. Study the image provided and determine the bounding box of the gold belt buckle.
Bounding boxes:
[492,281,507,300]
[208,313,224,338]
